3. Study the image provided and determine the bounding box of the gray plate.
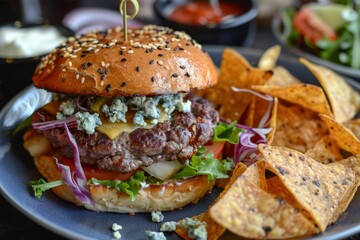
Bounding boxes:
[0,47,360,240]
[271,15,360,82]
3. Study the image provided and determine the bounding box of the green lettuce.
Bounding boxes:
[28,178,64,199]
[87,171,147,201]
[171,150,233,181]
[212,121,244,144]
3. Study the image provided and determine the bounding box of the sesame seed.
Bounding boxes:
[151,76,155,82]
[101,61,105,67]
[100,81,104,86]
[81,63,87,70]
[62,69,66,72]
[105,69,109,75]
[180,65,186,69]
[172,73,178,78]
[121,58,127,62]
[101,74,106,80]
[76,74,79,80]
[157,60,164,66]
[87,62,92,66]
[68,62,72,67]
[158,53,163,57]
[81,77,85,83]
[97,68,103,74]
[149,60,154,65]
[105,63,110,68]
[121,46,127,49]
[185,72,191,77]
[127,50,134,54]
[119,50,124,55]
[136,66,140,72]
[94,49,100,53]
[121,82,126,87]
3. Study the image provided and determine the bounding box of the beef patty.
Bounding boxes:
[35,95,218,173]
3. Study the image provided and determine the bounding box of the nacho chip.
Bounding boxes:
[319,114,360,156]
[176,163,247,240]
[210,175,319,239]
[272,104,328,152]
[305,135,343,164]
[266,66,301,86]
[300,58,360,123]
[258,144,356,231]
[203,48,273,121]
[344,118,360,140]
[252,83,333,116]
[267,97,278,145]
[258,45,281,71]
[241,161,267,189]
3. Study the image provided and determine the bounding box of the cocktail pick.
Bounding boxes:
[119,0,140,42]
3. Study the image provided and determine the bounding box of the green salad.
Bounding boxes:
[281,0,360,69]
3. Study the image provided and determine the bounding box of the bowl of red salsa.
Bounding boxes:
[153,0,258,46]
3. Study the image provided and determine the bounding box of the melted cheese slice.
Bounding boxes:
[96,110,169,140]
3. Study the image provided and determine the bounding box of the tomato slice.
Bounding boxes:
[60,142,225,181]
[294,7,337,43]
[61,157,136,181]
[204,142,225,159]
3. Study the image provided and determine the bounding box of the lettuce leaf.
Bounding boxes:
[171,150,233,181]
[213,121,244,144]
[87,171,147,201]
[28,178,64,199]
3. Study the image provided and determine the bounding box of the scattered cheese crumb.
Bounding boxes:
[151,211,164,223]
[113,231,121,239]
[112,223,123,231]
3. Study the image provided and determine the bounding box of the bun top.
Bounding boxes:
[33,25,218,96]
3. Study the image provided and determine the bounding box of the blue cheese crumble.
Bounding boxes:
[102,97,128,123]
[179,217,207,240]
[151,211,164,223]
[160,221,178,232]
[75,112,102,134]
[145,230,166,240]
[111,223,123,231]
[56,99,76,119]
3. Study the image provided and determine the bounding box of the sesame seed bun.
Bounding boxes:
[33,25,218,96]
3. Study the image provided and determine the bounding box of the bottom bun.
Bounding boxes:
[33,154,215,213]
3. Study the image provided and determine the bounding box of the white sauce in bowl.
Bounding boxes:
[0,25,66,58]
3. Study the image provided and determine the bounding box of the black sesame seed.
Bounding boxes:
[121,58,127,62]
[158,53,163,57]
[157,46,163,50]
[121,82,126,87]
[81,63,87,70]
[180,65,186,69]
[151,76,155,82]
[185,72,190,77]
[172,73,178,78]
[179,47,185,51]
[87,62,92,66]
[149,60,154,65]
[136,66,140,72]
[119,50,124,55]
[173,47,179,52]
[149,47,154,52]
[145,49,150,53]
[186,43,190,46]
[81,54,86,58]
[101,74,106,80]
[105,69,109,75]
[105,84,111,93]
[97,68,103,74]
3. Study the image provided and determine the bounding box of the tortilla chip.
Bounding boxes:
[266,66,301,86]
[252,83,333,116]
[203,48,273,121]
[300,58,360,123]
[175,163,247,240]
[272,104,328,152]
[305,135,343,164]
[210,176,319,239]
[258,144,356,231]
[258,45,281,71]
[344,118,360,140]
[267,97,278,145]
[241,161,267,189]
[319,114,360,156]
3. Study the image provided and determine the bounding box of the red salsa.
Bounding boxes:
[169,1,246,25]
